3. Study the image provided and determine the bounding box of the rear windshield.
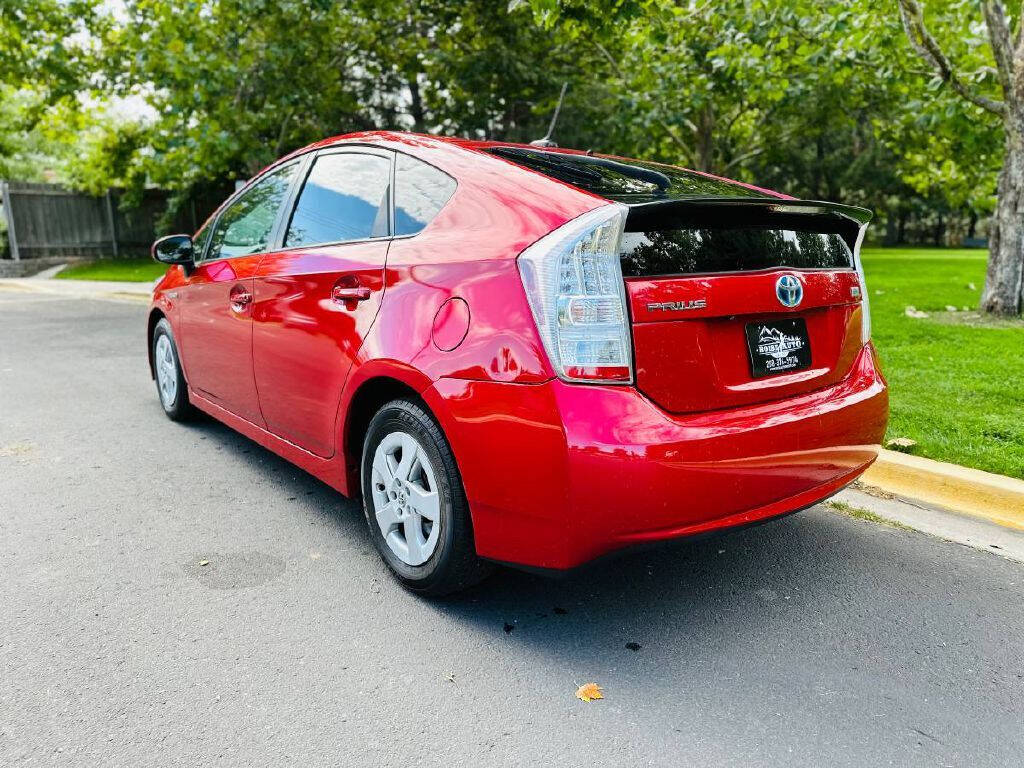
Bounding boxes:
[486,146,857,276]
[619,207,855,278]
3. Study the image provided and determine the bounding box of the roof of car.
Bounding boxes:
[296,130,791,205]
[286,131,869,226]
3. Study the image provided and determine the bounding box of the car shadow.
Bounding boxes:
[177,413,362,518]
[175,412,938,686]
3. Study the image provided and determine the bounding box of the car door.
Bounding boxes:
[177,162,299,425]
[252,148,392,457]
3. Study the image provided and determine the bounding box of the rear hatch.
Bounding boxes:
[623,201,867,413]
[484,145,871,412]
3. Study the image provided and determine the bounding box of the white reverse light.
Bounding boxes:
[852,222,872,344]
[517,204,633,383]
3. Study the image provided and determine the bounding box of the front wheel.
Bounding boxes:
[152,318,195,421]
[361,399,491,596]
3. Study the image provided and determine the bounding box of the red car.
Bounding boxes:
[148,131,888,595]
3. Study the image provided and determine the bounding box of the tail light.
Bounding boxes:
[517,204,633,383]
[852,222,871,344]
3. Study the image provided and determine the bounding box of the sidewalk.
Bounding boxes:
[0,266,152,304]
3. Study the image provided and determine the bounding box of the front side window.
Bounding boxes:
[206,163,298,261]
[191,222,212,260]
[394,153,456,236]
[285,153,391,248]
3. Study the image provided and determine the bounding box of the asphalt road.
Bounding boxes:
[1,289,1022,767]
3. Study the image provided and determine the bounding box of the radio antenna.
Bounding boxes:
[530,82,568,148]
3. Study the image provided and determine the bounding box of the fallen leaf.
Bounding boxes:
[904,305,929,319]
[886,437,917,453]
[944,305,958,312]
[503,622,515,634]
[198,559,210,567]
[625,642,642,652]
[309,551,322,560]
[968,282,977,290]
[576,683,604,702]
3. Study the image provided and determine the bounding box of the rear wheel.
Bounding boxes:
[361,398,491,596]
[152,318,195,421]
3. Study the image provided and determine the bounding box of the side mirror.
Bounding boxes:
[152,234,195,266]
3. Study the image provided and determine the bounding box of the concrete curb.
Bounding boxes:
[860,449,1024,531]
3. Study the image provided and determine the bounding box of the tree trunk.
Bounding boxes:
[815,133,829,199]
[981,131,1024,315]
[884,210,897,245]
[408,75,426,133]
[967,210,977,240]
[695,104,714,173]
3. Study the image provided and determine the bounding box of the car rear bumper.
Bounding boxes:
[424,344,888,570]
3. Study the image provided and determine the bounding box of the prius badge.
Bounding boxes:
[646,299,707,312]
[775,274,803,308]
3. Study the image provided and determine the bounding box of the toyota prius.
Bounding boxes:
[148,131,888,595]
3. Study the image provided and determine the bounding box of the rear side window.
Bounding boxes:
[394,153,456,236]
[619,209,854,278]
[286,153,391,247]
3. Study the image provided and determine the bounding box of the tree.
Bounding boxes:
[0,0,103,92]
[58,0,610,214]
[897,0,1022,315]
[0,0,110,182]
[0,0,1005,260]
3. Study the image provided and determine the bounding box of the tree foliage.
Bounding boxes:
[0,0,1006,253]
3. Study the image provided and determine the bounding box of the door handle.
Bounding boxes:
[229,284,253,312]
[331,285,371,304]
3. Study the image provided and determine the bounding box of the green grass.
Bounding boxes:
[861,247,1024,479]
[54,258,167,282]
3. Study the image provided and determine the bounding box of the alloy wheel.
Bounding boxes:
[154,334,177,408]
[370,431,441,566]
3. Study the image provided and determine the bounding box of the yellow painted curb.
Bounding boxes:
[100,291,149,303]
[860,449,1024,531]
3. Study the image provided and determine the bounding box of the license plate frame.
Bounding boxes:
[744,318,812,378]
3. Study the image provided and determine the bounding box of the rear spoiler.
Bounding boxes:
[624,198,872,252]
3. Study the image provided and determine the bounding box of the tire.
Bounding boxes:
[151,318,196,421]
[361,398,491,596]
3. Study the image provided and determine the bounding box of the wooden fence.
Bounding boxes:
[0,181,227,261]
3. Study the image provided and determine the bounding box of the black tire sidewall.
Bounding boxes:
[360,400,462,592]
